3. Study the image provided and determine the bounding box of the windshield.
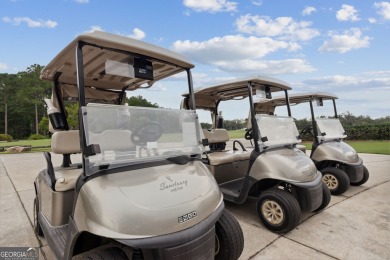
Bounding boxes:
[316,118,347,141]
[255,114,301,148]
[82,104,202,168]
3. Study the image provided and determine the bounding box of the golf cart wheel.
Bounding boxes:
[84,247,128,260]
[321,167,350,195]
[313,183,331,212]
[33,197,43,236]
[257,188,301,233]
[351,165,370,186]
[215,209,244,260]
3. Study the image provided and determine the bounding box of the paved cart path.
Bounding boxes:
[1,150,389,259]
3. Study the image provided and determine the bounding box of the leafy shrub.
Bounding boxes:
[345,124,390,140]
[0,134,13,142]
[299,124,390,141]
[28,134,47,140]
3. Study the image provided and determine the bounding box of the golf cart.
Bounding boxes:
[34,31,243,259]
[182,77,331,233]
[254,92,369,195]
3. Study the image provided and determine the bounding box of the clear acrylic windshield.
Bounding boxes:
[82,104,202,168]
[316,118,347,141]
[255,114,301,147]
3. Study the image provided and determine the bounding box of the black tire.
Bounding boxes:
[351,165,370,186]
[313,183,331,212]
[320,167,350,195]
[257,188,301,233]
[215,209,244,260]
[84,247,128,260]
[33,197,43,236]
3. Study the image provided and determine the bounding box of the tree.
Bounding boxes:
[0,73,18,135]
[17,64,52,134]
[38,116,49,136]
[127,95,159,108]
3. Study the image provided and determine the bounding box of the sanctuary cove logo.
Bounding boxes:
[160,176,188,192]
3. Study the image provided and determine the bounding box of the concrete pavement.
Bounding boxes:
[0,150,389,259]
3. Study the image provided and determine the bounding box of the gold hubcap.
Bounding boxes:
[323,174,338,189]
[262,200,284,225]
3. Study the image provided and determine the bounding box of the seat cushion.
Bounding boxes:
[203,129,229,143]
[89,130,135,151]
[51,130,81,154]
[207,150,251,166]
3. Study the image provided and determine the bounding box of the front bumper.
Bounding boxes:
[116,202,224,259]
[291,173,323,212]
[341,158,364,183]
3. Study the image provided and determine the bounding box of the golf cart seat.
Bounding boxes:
[203,129,229,151]
[44,130,82,192]
[203,129,250,166]
[89,130,135,151]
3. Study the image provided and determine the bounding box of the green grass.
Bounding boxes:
[0,139,51,154]
[300,141,390,155]
[1,135,389,155]
[227,130,389,155]
[0,139,51,147]
[228,129,246,139]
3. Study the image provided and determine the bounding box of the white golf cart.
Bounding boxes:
[182,77,331,233]
[254,92,369,195]
[33,31,243,259]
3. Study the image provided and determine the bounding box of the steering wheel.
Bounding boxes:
[131,122,163,145]
[300,124,314,137]
[245,128,253,140]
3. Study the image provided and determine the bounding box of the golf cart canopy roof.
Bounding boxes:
[183,76,291,110]
[41,31,194,92]
[254,92,338,113]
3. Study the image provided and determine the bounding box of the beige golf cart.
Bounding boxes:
[33,31,243,259]
[182,77,331,233]
[254,92,369,195]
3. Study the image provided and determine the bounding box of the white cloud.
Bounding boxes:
[374,2,390,20]
[336,4,360,21]
[368,17,377,23]
[319,28,371,53]
[74,0,89,3]
[2,16,57,28]
[128,28,146,40]
[302,74,390,90]
[144,82,167,92]
[172,35,315,75]
[251,0,262,6]
[0,62,9,71]
[172,35,299,63]
[302,6,317,16]
[183,0,237,13]
[84,25,104,33]
[235,15,320,41]
[215,59,316,74]
[299,73,390,118]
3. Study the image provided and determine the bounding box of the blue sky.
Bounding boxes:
[1,0,389,120]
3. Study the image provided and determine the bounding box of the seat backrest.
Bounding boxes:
[51,130,81,154]
[203,129,229,150]
[89,130,135,152]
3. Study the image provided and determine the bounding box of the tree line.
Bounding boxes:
[1,64,388,140]
[0,65,160,140]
